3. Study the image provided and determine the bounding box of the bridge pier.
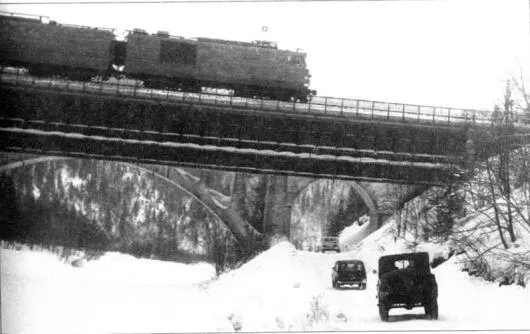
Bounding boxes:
[260,177,430,243]
[263,175,292,238]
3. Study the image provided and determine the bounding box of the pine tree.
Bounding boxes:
[327,196,350,236]
[0,173,22,241]
[430,185,463,241]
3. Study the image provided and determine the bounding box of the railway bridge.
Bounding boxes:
[2,70,530,249]
[0,69,485,186]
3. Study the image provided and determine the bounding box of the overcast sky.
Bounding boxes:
[1,0,530,110]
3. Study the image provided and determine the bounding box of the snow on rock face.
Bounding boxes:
[339,221,412,272]
[415,242,451,263]
[339,215,371,251]
[450,197,530,283]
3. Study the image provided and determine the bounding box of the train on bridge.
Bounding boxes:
[0,11,316,102]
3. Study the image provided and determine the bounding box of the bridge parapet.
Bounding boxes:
[0,67,503,127]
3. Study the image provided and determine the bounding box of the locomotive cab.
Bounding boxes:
[112,40,127,68]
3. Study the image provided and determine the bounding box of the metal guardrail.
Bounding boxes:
[1,66,525,127]
[0,11,48,22]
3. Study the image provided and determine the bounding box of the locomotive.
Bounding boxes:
[0,12,315,102]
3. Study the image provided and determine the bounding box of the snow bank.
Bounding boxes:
[1,246,216,286]
[80,251,216,286]
[1,246,223,334]
[208,241,336,331]
[433,257,530,330]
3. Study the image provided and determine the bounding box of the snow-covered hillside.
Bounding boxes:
[2,222,529,333]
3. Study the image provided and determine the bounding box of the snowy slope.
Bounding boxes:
[2,227,530,333]
[1,246,226,334]
[448,187,530,284]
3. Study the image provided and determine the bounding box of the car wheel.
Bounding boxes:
[424,298,438,320]
[378,303,389,322]
[361,283,367,290]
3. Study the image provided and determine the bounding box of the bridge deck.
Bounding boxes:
[3,67,511,185]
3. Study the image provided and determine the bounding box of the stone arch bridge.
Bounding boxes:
[1,153,426,250]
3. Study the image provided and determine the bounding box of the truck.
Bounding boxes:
[376,252,438,321]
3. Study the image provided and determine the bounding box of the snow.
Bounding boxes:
[121,171,134,181]
[338,215,371,251]
[1,246,222,334]
[32,184,40,199]
[450,198,530,284]
[2,127,454,170]
[60,168,85,189]
[2,228,530,334]
[415,242,452,263]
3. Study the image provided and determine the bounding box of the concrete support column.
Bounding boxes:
[263,174,292,238]
[231,172,247,219]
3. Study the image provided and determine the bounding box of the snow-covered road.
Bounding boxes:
[2,239,529,333]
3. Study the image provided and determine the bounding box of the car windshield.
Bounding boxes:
[340,262,363,271]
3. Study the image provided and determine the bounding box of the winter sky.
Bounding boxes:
[1,0,529,110]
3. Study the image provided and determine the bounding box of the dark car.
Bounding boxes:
[376,252,438,321]
[332,260,367,289]
[322,236,340,253]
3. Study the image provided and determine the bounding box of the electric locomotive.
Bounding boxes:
[0,12,316,102]
[0,12,117,80]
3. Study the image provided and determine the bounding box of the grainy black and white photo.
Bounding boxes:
[1,0,530,333]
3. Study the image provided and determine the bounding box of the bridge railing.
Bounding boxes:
[1,66,522,127]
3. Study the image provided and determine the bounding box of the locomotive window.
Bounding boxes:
[287,55,305,66]
[160,40,197,65]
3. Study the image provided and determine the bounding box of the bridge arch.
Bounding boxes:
[291,178,380,236]
[0,156,248,240]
